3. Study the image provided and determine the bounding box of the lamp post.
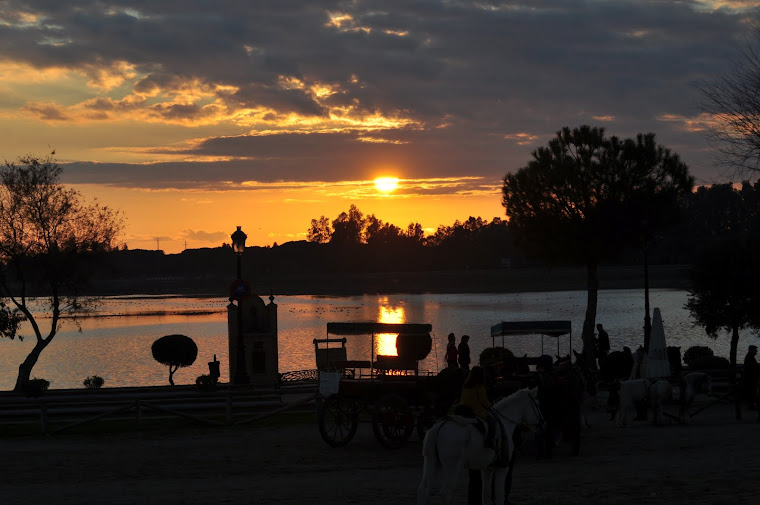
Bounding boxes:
[643,247,652,353]
[231,226,250,385]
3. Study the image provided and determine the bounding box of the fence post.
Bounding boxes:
[40,401,47,434]
[226,392,233,425]
[734,370,742,421]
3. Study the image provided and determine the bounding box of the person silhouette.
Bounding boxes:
[445,333,459,369]
[596,323,610,362]
[458,335,471,371]
[743,345,758,410]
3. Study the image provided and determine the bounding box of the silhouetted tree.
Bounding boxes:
[503,126,693,366]
[406,222,425,243]
[0,153,123,391]
[331,204,365,244]
[686,234,760,370]
[151,334,198,386]
[365,214,404,247]
[307,216,332,243]
[699,25,760,175]
[0,300,23,340]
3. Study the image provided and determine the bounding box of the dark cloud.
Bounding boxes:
[2,0,756,186]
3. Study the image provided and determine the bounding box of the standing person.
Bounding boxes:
[596,323,610,363]
[459,366,495,445]
[445,333,459,369]
[743,345,759,410]
[458,334,471,371]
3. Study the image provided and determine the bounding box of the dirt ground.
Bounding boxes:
[2,392,758,505]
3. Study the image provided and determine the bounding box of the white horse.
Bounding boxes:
[417,387,543,505]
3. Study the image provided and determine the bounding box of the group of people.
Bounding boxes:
[445,332,471,370]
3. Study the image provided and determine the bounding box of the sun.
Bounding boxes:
[374,177,399,194]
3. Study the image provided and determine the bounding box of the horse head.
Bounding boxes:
[492,387,544,431]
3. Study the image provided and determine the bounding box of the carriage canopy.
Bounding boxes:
[326,322,432,335]
[490,320,572,357]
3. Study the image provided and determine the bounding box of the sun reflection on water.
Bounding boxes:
[376,303,406,356]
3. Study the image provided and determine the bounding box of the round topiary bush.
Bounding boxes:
[690,355,730,370]
[151,334,198,386]
[683,346,714,368]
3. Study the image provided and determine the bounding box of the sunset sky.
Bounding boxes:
[0,1,758,253]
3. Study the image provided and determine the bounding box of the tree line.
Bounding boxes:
[3,139,760,390]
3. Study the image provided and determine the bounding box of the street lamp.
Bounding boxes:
[231,226,250,385]
[643,247,652,353]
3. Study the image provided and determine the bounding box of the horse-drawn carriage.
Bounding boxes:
[486,320,573,393]
[315,322,453,449]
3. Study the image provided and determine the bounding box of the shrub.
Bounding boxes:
[195,374,218,391]
[23,377,50,397]
[690,355,730,370]
[683,346,714,368]
[83,375,105,389]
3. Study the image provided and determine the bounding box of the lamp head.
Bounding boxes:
[231,226,247,255]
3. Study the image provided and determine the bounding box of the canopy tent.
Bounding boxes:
[326,322,432,335]
[643,308,671,378]
[316,322,433,375]
[490,320,572,357]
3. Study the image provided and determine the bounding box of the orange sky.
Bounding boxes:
[2,2,755,254]
[74,179,506,253]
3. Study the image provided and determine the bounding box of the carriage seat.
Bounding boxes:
[373,355,419,375]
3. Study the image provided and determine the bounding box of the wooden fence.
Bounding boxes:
[0,383,318,435]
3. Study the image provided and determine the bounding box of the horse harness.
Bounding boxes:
[490,391,545,431]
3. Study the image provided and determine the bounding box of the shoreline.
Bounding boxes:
[88,264,690,297]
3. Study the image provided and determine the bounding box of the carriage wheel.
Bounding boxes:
[318,395,359,447]
[372,394,414,449]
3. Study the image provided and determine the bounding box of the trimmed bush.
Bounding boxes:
[151,334,198,386]
[195,374,218,391]
[83,375,104,389]
[683,346,714,368]
[23,377,50,397]
[690,355,730,370]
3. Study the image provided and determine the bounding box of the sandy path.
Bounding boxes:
[2,394,758,505]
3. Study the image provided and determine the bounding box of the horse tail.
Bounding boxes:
[422,418,445,465]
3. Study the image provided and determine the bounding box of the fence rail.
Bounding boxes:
[0,384,318,435]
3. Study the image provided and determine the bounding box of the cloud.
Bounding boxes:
[1,0,758,186]
[180,229,228,242]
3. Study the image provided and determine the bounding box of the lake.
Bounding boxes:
[0,289,753,390]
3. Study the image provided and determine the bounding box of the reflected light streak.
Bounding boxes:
[376,303,406,356]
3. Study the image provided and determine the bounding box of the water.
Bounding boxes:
[1,289,755,390]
